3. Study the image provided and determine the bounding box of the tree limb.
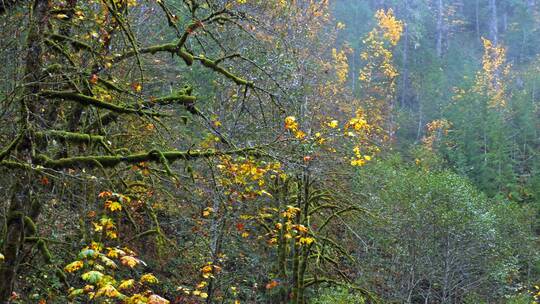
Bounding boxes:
[34,147,260,169]
[41,90,161,116]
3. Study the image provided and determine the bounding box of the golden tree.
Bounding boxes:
[358,9,403,144]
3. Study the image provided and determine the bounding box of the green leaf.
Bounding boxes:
[99,255,117,269]
[78,249,98,259]
[81,270,104,284]
[68,288,84,299]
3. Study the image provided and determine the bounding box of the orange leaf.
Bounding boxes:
[40,176,49,185]
[89,74,98,85]
[120,256,140,268]
[131,82,142,92]
[235,223,244,231]
[266,280,279,290]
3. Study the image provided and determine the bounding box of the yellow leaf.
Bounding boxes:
[202,207,214,218]
[120,256,140,268]
[106,230,118,239]
[132,82,142,92]
[95,284,120,298]
[299,237,315,245]
[105,201,122,212]
[92,222,103,232]
[99,217,115,229]
[293,224,309,233]
[148,294,169,304]
[106,247,125,258]
[260,190,272,197]
[201,264,214,279]
[327,120,339,128]
[99,255,117,269]
[83,285,94,293]
[98,191,112,198]
[68,288,84,299]
[201,265,213,273]
[128,293,148,303]
[118,279,135,290]
[140,273,159,284]
[64,260,84,273]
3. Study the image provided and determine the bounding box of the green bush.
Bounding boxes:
[312,287,366,304]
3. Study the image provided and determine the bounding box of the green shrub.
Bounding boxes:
[312,287,366,304]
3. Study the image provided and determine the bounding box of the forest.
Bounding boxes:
[0,0,539,303]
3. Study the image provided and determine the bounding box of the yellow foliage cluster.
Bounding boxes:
[422,119,452,151]
[357,9,403,145]
[93,192,132,239]
[332,48,349,84]
[64,192,169,303]
[282,111,378,167]
[264,205,315,246]
[217,156,281,200]
[284,116,306,139]
[375,9,404,46]
[360,9,402,83]
[171,262,222,301]
[532,284,540,302]
[345,109,377,166]
[475,38,511,108]
[306,0,330,25]
[66,243,164,303]
[317,44,352,99]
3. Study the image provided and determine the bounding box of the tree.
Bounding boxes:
[0,0,269,301]
[352,156,537,303]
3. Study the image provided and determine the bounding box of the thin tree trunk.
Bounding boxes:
[436,0,444,58]
[475,0,481,42]
[400,0,410,108]
[489,0,498,45]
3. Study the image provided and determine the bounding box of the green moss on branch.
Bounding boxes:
[194,55,253,87]
[151,94,196,105]
[35,130,105,144]
[47,33,95,52]
[36,239,52,263]
[112,40,252,86]
[0,132,24,161]
[35,147,260,169]
[41,90,161,116]
[23,216,37,236]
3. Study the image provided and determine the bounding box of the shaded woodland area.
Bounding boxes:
[0,0,538,303]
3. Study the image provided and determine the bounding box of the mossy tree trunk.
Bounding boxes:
[0,0,50,302]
